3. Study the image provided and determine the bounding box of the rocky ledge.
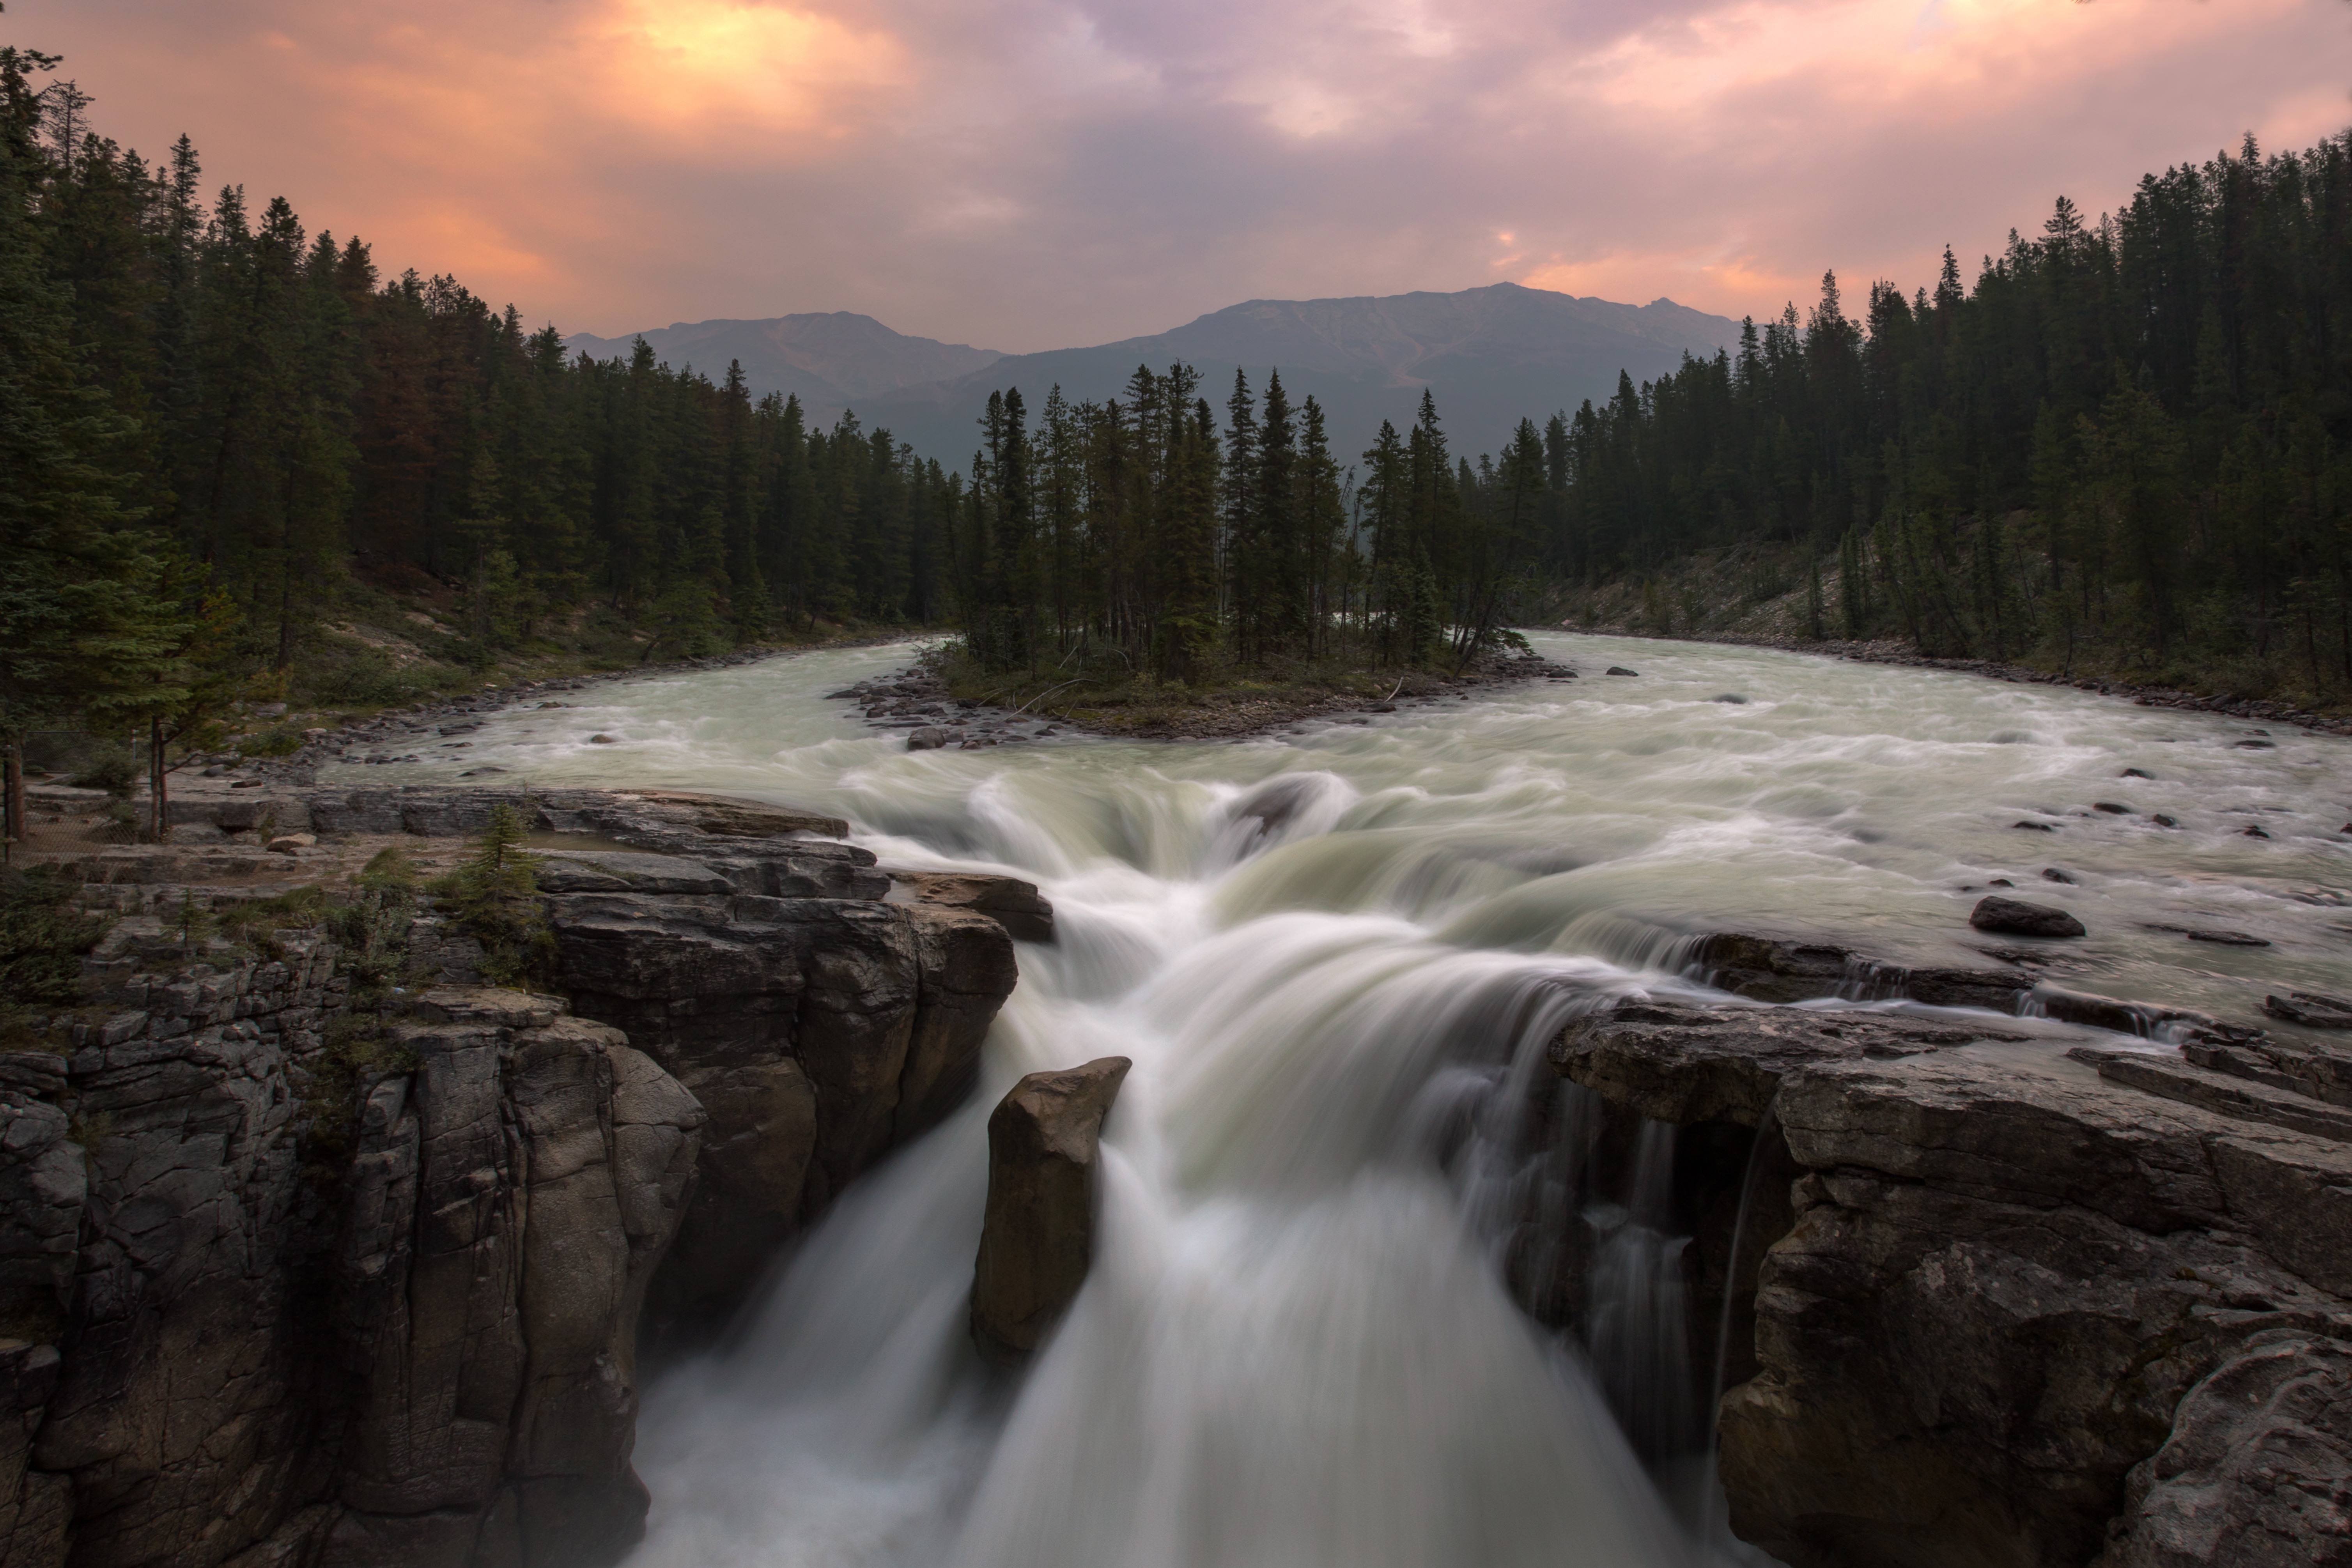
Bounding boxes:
[1547,975,2352,1568]
[0,787,1030,1568]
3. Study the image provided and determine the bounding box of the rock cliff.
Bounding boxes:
[1549,966,2352,1568]
[0,787,1022,1568]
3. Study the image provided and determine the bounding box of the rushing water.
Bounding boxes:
[328,632,2352,1567]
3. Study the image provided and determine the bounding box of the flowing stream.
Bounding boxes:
[328,632,2352,1568]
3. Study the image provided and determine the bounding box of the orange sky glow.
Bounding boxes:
[17,0,2352,349]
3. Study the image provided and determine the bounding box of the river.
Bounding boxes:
[328,631,2352,1568]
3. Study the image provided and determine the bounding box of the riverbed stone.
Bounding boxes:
[1969,895,2086,938]
[970,1058,1131,1368]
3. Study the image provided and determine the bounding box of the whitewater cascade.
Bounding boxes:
[330,630,2349,1568]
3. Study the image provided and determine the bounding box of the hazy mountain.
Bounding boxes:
[863,283,1740,464]
[563,311,1004,408]
[576,284,1742,465]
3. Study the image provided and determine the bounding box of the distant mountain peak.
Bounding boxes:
[576,282,1739,465]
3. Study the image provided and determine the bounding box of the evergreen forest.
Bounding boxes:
[1551,133,2352,695]
[4,25,2349,850]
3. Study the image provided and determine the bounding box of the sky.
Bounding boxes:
[16,0,2352,352]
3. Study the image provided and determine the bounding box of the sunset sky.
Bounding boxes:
[17,0,2352,350]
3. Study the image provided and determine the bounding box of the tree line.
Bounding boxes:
[954,370,1547,680]
[1551,131,2352,691]
[0,42,969,841]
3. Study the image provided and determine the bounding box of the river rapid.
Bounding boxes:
[328,631,2352,1568]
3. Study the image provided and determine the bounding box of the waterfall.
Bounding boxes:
[333,627,2343,1566]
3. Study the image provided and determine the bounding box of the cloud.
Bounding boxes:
[19,0,2352,349]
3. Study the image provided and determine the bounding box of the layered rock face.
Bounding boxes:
[319,989,705,1568]
[551,888,1015,1329]
[1552,980,2352,1568]
[0,787,1023,1568]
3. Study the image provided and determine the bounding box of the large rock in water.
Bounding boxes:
[1552,996,2352,1568]
[970,1058,1131,1368]
[1969,894,2087,938]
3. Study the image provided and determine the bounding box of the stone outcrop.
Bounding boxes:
[969,1058,1131,1369]
[325,989,703,1568]
[549,891,1016,1329]
[0,785,1025,1568]
[1551,992,2352,1568]
[883,871,1054,943]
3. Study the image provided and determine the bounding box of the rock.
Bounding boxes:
[1687,933,1860,1004]
[1713,1035,2352,1568]
[265,832,318,853]
[1988,877,2014,887]
[2042,867,2076,883]
[335,993,704,1567]
[2244,825,2272,838]
[2094,802,2132,814]
[1970,895,2086,938]
[588,734,618,744]
[2098,1331,2352,1567]
[1552,1002,2028,1127]
[907,726,956,750]
[1606,666,1639,676]
[885,870,1055,943]
[2152,814,2180,828]
[2265,992,2352,1030]
[533,851,738,896]
[2014,820,2056,831]
[550,891,1016,1330]
[2185,929,2269,947]
[2122,768,2154,779]
[970,1058,1132,1368]
[1711,694,1750,704]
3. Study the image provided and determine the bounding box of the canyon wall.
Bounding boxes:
[0,789,1025,1568]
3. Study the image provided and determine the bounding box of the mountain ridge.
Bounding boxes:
[570,283,1743,463]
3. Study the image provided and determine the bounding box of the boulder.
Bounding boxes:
[1606,666,1639,676]
[970,1058,1132,1368]
[885,869,1055,943]
[907,726,956,751]
[1969,895,2086,938]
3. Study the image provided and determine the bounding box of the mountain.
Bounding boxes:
[563,311,1004,409]
[866,283,1740,464]
[575,284,1743,465]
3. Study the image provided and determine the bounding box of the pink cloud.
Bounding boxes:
[17,0,2351,349]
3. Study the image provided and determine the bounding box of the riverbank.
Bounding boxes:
[1539,623,2352,740]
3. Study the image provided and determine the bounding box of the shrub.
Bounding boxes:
[69,746,138,797]
[0,867,112,1013]
[433,804,549,986]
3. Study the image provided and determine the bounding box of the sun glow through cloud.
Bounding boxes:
[17,0,2351,349]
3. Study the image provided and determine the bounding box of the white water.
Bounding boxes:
[327,632,2352,1566]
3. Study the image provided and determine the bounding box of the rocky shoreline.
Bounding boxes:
[1546,623,2352,738]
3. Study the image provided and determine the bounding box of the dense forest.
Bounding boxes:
[0,41,966,839]
[4,27,2348,849]
[1553,133,2352,694]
